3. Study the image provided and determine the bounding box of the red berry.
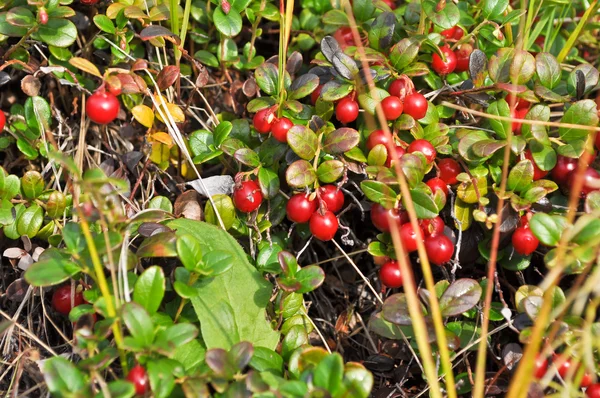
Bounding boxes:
[384,145,406,167]
[524,150,548,180]
[587,384,600,398]
[595,132,600,152]
[408,139,436,163]
[127,365,149,396]
[424,234,454,265]
[286,193,317,223]
[333,27,355,50]
[381,0,396,9]
[431,46,457,75]
[581,371,594,388]
[371,203,407,232]
[272,117,293,143]
[403,92,428,120]
[38,8,48,24]
[0,112,5,132]
[379,260,403,288]
[318,185,345,213]
[453,27,464,40]
[440,26,457,39]
[309,211,338,241]
[381,96,403,120]
[533,354,549,379]
[437,158,462,185]
[568,167,600,196]
[86,91,120,125]
[388,79,407,99]
[253,108,275,134]
[512,226,539,256]
[420,216,445,238]
[52,285,84,315]
[366,129,392,151]
[107,83,122,97]
[336,98,359,124]
[556,356,575,379]
[311,85,323,105]
[233,180,263,213]
[507,93,531,110]
[552,156,578,186]
[511,107,528,135]
[454,44,473,73]
[399,223,420,252]
[426,177,448,197]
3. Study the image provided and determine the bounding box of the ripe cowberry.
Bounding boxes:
[336,97,359,124]
[431,46,457,75]
[552,156,578,186]
[318,185,345,213]
[420,216,445,238]
[286,193,317,223]
[511,107,528,135]
[533,354,548,379]
[596,132,600,152]
[424,234,454,265]
[311,85,322,105]
[440,26,458,39]
[371,204,407,232]
[233,180,263,213]
[586,383,600,398]
[568,168,600,196]
[0,112,5,132]
[426,177,448,197]
[399,223,420,252]
[403,92,428,120]
[384,145,406,167]
[271,117,293,143]
[126,365,149,396]
[333,27,355,50]
[437,158,462,185]
[388,79,407,99]
[366,129,391,152]
[52,285,84,315]
[512,226,539,256]
[523,150,549,181]
[379,260,403,288]
[253,108,275,134]
[86,91,120,125]
[381,96,403,120]
[408,139,436,163]
[309,211,338,241]
[454,44,473,73]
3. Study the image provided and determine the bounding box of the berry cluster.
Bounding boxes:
[534,353,600,396]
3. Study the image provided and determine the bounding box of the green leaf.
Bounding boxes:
[17,203,44,238]
[313,354,344,395]
[286,160,316,189]
[93,14,116,34]
[423,0,460,28]
[404,189,438,219]
[133,266,165,314]
[194,50,220,68]
[389,38,421,71]
[25,96,51,137]
[281,325,308,360]
[95,381,135,398]
[317,160,344,183]
[254,63,279,96]
[6,7,35,28]
[0,13,29,36]
[322,128,360,154]
[258,167,280,199]
[205,194,236,230]
[360,181,396,206]
[529,213,565,246]
[358,87,389,115]
[121,302,154,348]
[234,148,261,167]
[559,100,599,142]
[287,125,318,160]
[213,8,242,36]
[507,160,534,192]
[535,52,561,89]
[21,170,45,199]
[34,19,77,47]
[288,74,319,100]
[367,12,395,51]
[487,100,511,139]
[137,232,178,258]
[167,219,280,350]
[202,250,234,276]
[41,357,88,396]
[148,196,173,213]
[439,279,482,317]
[24,254,81,287]
[482,0,508,20]
[154,323,199,352]
[177,234,203,272]
[294,265,325,293]
[250,347,283,375]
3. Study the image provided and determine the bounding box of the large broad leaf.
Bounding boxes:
[166,219,280,350]
[559,100,599,142]
[439,279,482,317]
[34,18,77,47]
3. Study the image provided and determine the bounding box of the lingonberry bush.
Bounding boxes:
[1,0,600,395]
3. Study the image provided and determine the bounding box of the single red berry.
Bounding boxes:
[336,97,359,124]
[0,112,5,132]
[437,158,462,185]
[408,139,436,163]
[511,107,528,135]
[507,93,531,110]
[556,356,575,379]
[272,117,293,143]
[309,211,338,241]
[453,27,464,40]
[379,260,403,288]
[595,131,600,152]
[420,216,445,238]
[388,79,407,99]
[52,285,84,315]
[286,193,317,223]
[233,180,263,213]
[426,177,448,197]
[38,8,49,24]
[431,46,457,75]
[424,234,454,265]
[399,223,420,252]
[384,145,406,167]
[440,26,457,39]
[253,108,275,134]
[127,365,149,396]
[366,129,392,152]
[318,185,345,213]
[512,226,539,256]
[568,168,600,196]
[221,0,231,14]
[107,82,122,96]
[581,371,594,388]
[403,92,428,120]
[381,96,403,120]
[311,85,323,105]
[524,150,548,180]
[552,156,578,186]
[454,44,473,73]
[86,91,120,125]
[333,27,355,50]
[587,383,600,398]
[533,354,549,379]
[381,0,396,9]
[371,204,407,232]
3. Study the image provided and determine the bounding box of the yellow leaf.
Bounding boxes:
[149,132,173,146]
[106,3,125,18]
[150,142,171,167]
[132,105,154,128]
[69,57,102,78]
[155,101,185,123]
